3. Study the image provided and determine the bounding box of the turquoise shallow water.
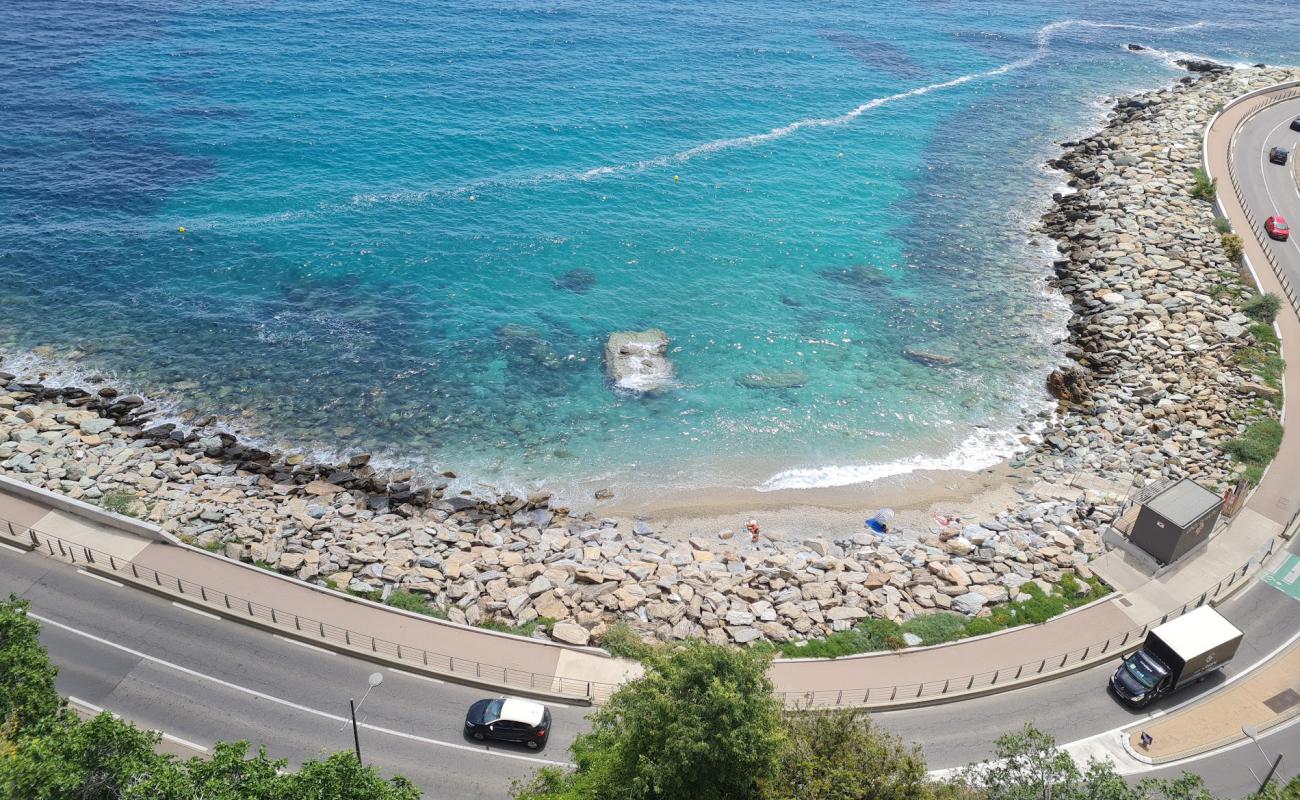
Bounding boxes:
[1,2,1295,497]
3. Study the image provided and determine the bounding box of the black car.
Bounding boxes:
[465,697,551,749]
[1291,116,1300,133]
[1270,146,1290,165]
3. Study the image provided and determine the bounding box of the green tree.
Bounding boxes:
[279,751,421,800]
[960,725,1220,800]
[0,711,178,800]
[761,709,936,800]
[0,595,64,734]
[514,641,785,800]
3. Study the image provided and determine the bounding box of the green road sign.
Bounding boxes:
[1262,554,1300,602]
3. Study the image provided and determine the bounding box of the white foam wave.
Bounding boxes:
[1127,45,1254,72]
[755,422,1043,492]
[567,19,1213,182]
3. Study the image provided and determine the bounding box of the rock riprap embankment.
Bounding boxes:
[0,62,1290,649]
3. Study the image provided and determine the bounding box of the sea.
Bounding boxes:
[1,1,1296,501]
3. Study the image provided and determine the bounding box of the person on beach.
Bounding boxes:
[745,519,761,543]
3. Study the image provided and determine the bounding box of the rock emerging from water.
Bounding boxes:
[604,329,674,392]
[1046,367,1090,406]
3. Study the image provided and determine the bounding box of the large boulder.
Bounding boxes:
[604,329,674,392]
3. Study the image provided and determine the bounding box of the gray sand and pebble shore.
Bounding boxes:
[0,61,1290,649]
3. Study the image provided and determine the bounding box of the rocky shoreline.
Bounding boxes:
[0,61,1289,649]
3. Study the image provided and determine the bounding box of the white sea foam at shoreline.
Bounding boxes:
[755,418,1050,492]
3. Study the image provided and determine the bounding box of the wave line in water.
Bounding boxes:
[230,19,1213,225]
[570,19,1213,181]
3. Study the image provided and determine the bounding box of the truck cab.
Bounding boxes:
[1111,649,1169,705]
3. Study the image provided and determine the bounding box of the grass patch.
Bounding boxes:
[101,489,136,517]
[252,559,277,573]
[201,539,225,553]
[1223,419,1284,485]
[1250,323,1280,347]
[1233,345,1285,395]
[384,589,449,619]
[1243,292,1282,324]
[599,621,659,661]
[1213,216,1232,234]
[778,576,1110,658]
[477,615,557,637]
[344,585,383,602]
[1189,168,1216,201]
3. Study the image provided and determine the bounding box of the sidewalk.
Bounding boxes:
[1124,639,1300,764]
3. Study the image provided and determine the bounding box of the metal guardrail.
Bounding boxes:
[0,513,1283,710]
[0,517,620,704]
[777,536,1280,709]
[1222,90,1300,317]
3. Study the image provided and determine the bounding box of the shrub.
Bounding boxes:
[1222,419,1284,475]
[599,621,658,661]
[1250,323,1280,347]
[1189,168,1216,200]
[1242,292,1282,324]
[1221,233,1243,263]
[1212,216,1232,234]
[900,613,967,646]
[384,589,444,618]
[100,490,136,517]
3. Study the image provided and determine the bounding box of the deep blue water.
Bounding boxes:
[1,1,1295,497]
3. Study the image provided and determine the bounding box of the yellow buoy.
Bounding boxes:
[673,175,680,182]
[178,226,186,233]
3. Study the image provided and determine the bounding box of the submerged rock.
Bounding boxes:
[819,264,892,291]
[604,329,674,392]
[902,348,959,367]
[736,370,807,390]
[553,268,597,294]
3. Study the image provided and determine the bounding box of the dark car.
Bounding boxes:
[465,697,551,749]
[1270,146,1290,165]
[1266,215,1290,241]
[1291,116,1300,133]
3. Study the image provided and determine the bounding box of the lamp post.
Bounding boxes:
[1242,724,1283,796]
[348,672,385,765]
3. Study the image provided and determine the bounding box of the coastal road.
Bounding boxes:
[1229,95,1300,315]
[0,548,587,800]
[871,532,1300,773]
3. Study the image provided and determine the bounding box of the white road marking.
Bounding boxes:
[273,634,333,655]
[0,541,28,555]
[170,602,221,621]
[160,731,210,753]
[30,612,573,768]
[76,569,123,588]
[388,667,445,685]
[68,696,104,714]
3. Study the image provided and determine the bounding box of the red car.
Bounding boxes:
[1266,215,1290,241]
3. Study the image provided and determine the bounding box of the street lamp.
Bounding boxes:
[348,672,384,765]
[1241,724,1283,795]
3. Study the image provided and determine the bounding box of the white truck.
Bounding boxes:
[1109,606,1242,708]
